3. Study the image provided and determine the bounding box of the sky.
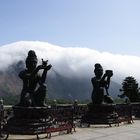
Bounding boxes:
[1,0,140,56]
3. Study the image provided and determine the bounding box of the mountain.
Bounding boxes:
[0,41,129,104]
[0,60,121,104]
[47,69,121,100]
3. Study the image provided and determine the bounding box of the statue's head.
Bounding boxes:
[94,63,103,78]
[25,50,38,71]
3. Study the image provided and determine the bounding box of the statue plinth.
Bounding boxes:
[3,106,52,139]
[13,106,48,119]
[81,103,118,126]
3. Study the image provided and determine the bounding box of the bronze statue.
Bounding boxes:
[91,63,113,104]
[18,50,52,107]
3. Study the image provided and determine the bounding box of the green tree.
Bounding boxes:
[120,76,140,102]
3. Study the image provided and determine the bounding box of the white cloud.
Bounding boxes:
[0,41,140,84]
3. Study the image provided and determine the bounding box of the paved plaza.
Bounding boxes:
[6,120,140,140]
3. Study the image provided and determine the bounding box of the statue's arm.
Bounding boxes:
[30,66,40,77]
[100,74,106,83]
[28,65,45,78]
[19,69,37,80]
[91,77,100,88]
[19,70,29,80]
[39,64,52,85]
[106,77,111,89]
[91,77,95,86]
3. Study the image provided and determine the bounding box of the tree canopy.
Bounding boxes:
[120,76,140,102]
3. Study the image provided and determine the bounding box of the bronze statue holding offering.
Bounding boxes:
[91,63,113,104]
[18,50,52,107]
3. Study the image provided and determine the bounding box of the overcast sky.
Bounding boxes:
[1,0,140,56]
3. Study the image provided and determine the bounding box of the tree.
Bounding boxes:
[119,76,140,102]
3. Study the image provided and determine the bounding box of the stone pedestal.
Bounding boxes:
[3,106,51,140]
[81,103,118,126]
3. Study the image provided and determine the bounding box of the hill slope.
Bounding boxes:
[0,61,121,104]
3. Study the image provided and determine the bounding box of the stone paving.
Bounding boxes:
[4,120,140,140]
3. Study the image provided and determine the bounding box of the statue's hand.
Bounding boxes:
[37,65,45,70]
[105,70,113,77]
[103,73,107,77]
[46,64,52,70]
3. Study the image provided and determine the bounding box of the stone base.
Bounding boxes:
[3,106,52,139]
[81,103,118,126]
[12,106,48,119]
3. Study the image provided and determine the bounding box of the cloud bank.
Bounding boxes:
[0,41,140,84]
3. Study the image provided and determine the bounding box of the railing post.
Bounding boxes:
[0,98,4,138]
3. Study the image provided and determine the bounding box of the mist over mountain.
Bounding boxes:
[0,41,139,102]
[0,60,120,102]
